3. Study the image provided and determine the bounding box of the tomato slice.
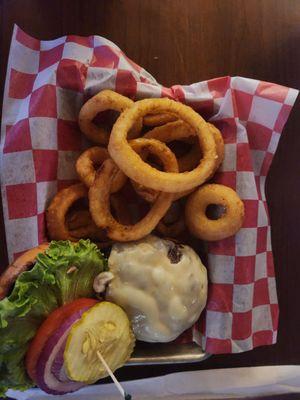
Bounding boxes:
[25,298,98,383]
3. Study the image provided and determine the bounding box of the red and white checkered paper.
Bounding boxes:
[0,25,298,354]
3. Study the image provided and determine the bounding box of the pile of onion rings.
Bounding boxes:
[46,90,244,245]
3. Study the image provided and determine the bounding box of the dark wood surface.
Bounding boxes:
[1,0,300,381]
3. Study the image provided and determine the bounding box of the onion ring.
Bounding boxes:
[133,120,221,203]
[110,193,133,225]
[144,120,193,142]
[76,146,127,190]
[108,98,217,192]
[130,181,158,203]
[207,123,225,174]
[131,132,194,203]
[89,138,179,241]
[144,120,224,173]
[185,184,244,241]
[177,143,201,172]
[144,120,199,172]
[143,112,177,126]
[78,90,142,145]
[67,209,92,230]
[66,209,102,239]
[131,182,194,203]
[177,123,224,174]
[173,188,195,201]
[46,183,105,241]
[156,201,185,237]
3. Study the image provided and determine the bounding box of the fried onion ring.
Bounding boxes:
[78,90,142,145]
[67,209,93,238]
[144,120,224,173]
[144,120,193,142]
[208,123,225,174]
[144,120,199,172]
[177,123,224,174]
[132,121,222,203]
[89,138,179,241]
[177,143,201,172]
[156,201,185,237]
[143,112,177,126]
[66,209,102,239]
[173,188,195,201]
[46,183,105,241]
[110,193,133,225]
[131,131,194,202]
[130,181,158,203]
[108,98,217,192]
[76,146,127,190]
[185,184,244,241]
[131,182,194,203]
[67,209,92,230]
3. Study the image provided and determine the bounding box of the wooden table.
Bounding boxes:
[1,0,300,382]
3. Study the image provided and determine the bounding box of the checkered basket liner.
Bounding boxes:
[0,25,298,354]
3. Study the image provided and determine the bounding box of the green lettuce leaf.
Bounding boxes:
[0,239,106,396]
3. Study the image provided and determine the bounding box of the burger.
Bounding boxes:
[0,236,207,396]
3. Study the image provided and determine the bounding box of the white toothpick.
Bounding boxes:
[96,350,131,399]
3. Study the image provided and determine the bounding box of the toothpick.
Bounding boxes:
[96,350,132,400]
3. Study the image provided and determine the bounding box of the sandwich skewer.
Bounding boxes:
[96,351,132,400]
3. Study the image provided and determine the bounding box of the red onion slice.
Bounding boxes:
[51,339,70,382]
[35,307,90,395]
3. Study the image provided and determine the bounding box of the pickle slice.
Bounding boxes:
[64,301,135,383]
